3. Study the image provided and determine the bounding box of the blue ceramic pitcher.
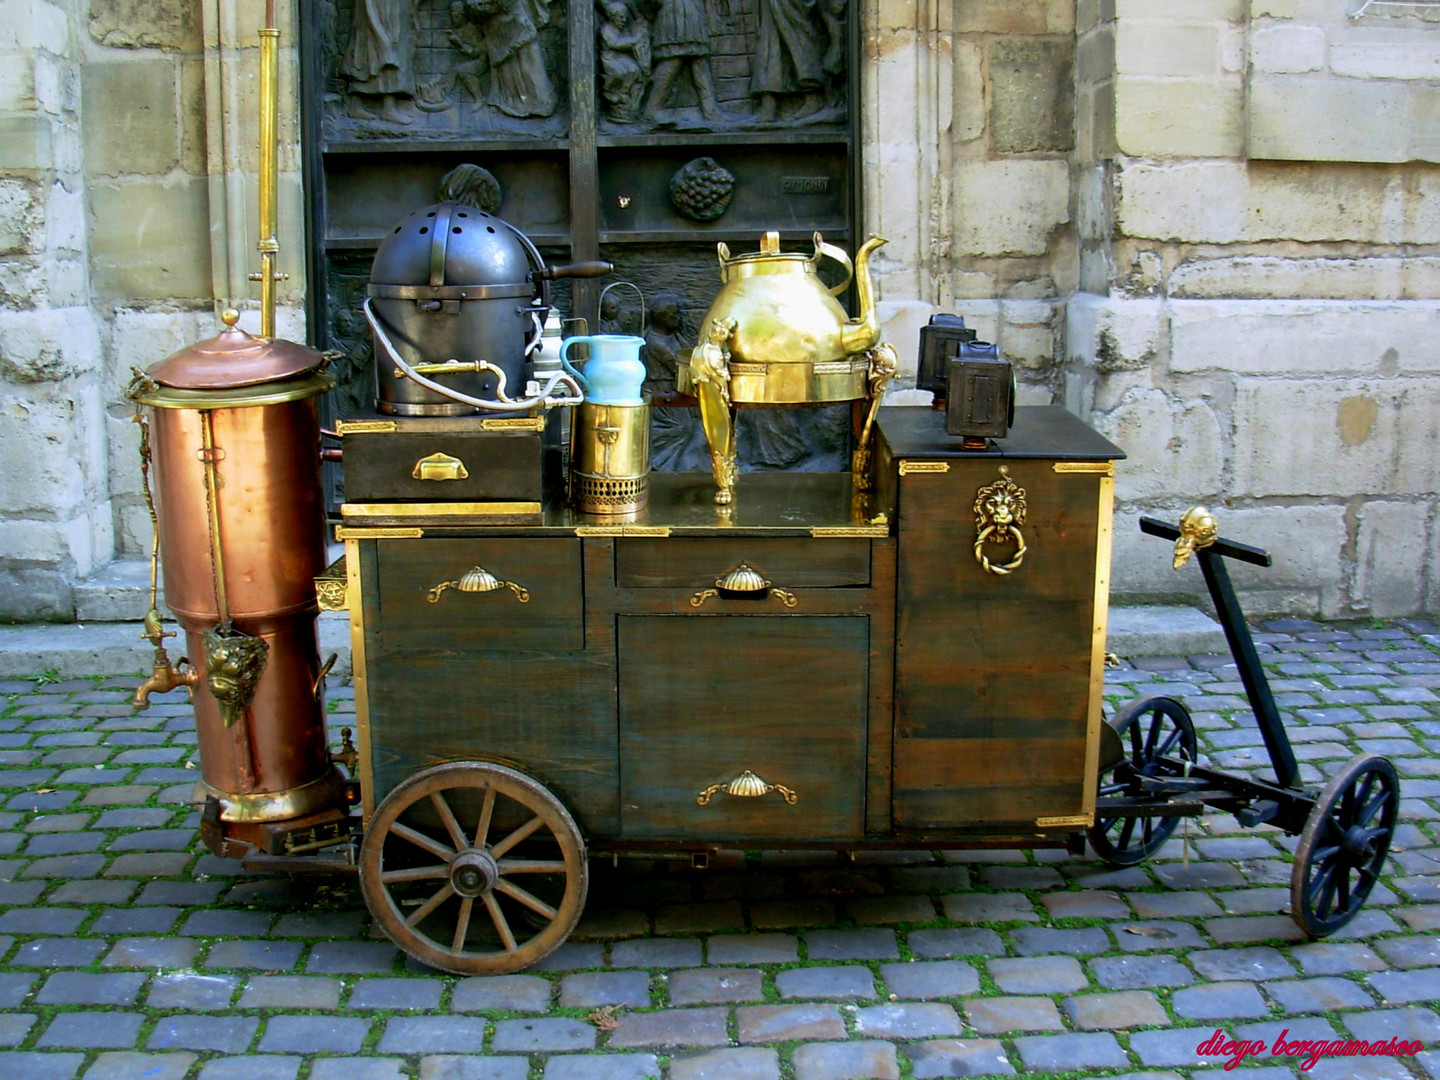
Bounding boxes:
[560,334,647,406]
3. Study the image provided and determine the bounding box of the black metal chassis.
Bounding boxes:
[1093,517,1316,836]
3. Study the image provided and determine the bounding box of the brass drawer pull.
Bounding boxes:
[974,466,1028,576]
[412,452,469,482]
[427,566,531,604]
[697,769,798,806]
[689,563,798,608]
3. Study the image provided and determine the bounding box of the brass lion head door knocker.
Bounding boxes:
[973,465,1028,576]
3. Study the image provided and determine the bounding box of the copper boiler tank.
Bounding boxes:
[131,311,346,854]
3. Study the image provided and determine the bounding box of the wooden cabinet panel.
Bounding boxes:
[375,537,582,652]
[617,615,868,841]
[887,436,1114,832]
[616,537,870,590]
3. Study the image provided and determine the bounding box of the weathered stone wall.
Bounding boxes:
[865,0,1077,404]
[3,0,1437,619]
[0,0,110,619]
[0,0,306,620]
[1064,0,1440,618]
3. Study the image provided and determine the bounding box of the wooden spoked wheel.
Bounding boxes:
[1290,753,1398,937]
[359,761,587,974]
[1089,696,1198,867]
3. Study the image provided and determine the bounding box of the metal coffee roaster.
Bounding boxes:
[363,202,610,415]
[680,230,899,504]
[125,4,349,860]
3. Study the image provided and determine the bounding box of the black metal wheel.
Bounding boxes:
[1290,753,1398,937]
[359,761,587,975]
[1089,696,1198,867]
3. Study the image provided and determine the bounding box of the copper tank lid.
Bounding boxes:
[147,310,325,390]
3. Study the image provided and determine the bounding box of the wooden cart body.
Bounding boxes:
[338,406,1123,854]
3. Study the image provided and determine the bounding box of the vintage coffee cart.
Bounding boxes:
[313,404,1125,972]
[129,7,1398,973]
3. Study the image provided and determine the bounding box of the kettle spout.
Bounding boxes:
[840,235,888,357]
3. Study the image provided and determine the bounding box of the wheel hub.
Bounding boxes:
[1340,824,1374,861]
[450,849,499,897]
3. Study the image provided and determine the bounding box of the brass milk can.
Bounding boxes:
[130,312,346,853]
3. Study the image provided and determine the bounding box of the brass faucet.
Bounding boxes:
[133,608,199,710]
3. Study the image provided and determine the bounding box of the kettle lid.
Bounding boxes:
[146,310,326,390]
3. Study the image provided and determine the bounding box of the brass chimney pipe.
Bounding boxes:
[249,0,285,338]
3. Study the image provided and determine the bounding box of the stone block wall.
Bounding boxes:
[2,0,1437,619]
[864,0,1076,402]
[0,0,306,620]
[0,0,111,619]
[1064,0,1440,617]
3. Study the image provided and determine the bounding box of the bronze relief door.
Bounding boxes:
[302,1,859,481]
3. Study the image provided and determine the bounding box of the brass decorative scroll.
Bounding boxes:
[1172,506,1219,570]
[689,563,798,608]
[411,452,469,481]
[697,769,799,806]
[973,465,1028,576]
[427,566,531,604]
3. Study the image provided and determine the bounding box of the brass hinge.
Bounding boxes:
[575,525,672,537]
[334,526,424,540]
[335,419,397,435]
[480,416,546,432]
[1053,462,1114,476]
[810,526,889,537]
[899,460,949,475]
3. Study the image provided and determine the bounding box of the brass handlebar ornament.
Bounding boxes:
[1172,506,1219,570]
[973,465,1028,576]
[689,563,798,608]
[697,769,799,806]
[427,566,531,604]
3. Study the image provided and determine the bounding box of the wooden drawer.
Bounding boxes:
[341,419,557,505]
[375,537,582,652]
[616,537,870,589]
[617,615,868,841]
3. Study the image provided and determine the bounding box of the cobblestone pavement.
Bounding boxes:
[0,617,1438,1080]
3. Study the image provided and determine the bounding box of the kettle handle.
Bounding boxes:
[812,232,854,297]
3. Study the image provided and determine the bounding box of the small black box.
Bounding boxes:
[945,350,1014,441]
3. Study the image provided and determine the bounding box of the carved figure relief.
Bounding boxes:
[342,0,419,124]
[751,0,844,122]
[599,2,651,121]
[644,0,723,124]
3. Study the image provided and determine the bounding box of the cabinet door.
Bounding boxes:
[618,615,868,841]
[892,460,1106,830]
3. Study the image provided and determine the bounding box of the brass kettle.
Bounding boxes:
[690,230,887,405]
[684,231,899,506]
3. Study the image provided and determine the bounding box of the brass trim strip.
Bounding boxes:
[344,537,376,822]
[481,416,547,432]
[336,419,397,435]
[133,371,335,410]
[898,460,949,475]
[1053,462,1115,476]
[1081,472,1116,821]
[574,525,672,537]
[809,526,889,537]
[335,526,424,540]
[340,502,542,519]
[1036,814,1092,829]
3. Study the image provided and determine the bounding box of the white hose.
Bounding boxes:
[363,298,582,412]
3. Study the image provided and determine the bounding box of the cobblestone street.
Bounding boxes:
[0,617,1437,1080]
